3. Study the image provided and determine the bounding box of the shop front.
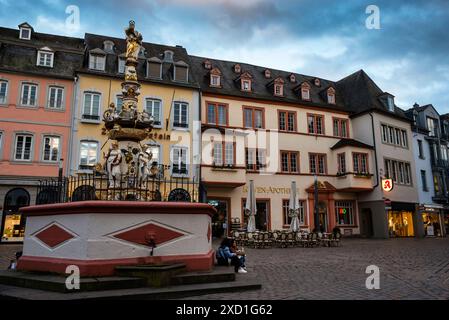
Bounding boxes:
[207,198,230,238]
[1,188,30,243]
[388,202,417,238]
[419,205,446,237]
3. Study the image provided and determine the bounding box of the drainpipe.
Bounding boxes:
[197,87,206,203]
[67,75,79,177]
[370,112,379,188]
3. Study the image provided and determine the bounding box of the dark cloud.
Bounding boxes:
[1,0,448,110]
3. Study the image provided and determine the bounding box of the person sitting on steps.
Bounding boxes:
[216,238,247,273]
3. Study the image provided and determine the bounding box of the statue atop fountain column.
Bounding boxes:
[125,20,142,62]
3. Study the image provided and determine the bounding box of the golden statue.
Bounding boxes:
[125,20,143,61]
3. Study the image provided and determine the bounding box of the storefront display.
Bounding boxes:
[1,188,30,243]
[422,213,443,237]
[208,199,229,238]
[388,211,414,237]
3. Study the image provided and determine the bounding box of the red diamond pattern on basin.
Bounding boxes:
[113,223,184,247]
[35,224,75,248]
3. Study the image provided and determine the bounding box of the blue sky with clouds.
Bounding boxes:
[1,0,449,112]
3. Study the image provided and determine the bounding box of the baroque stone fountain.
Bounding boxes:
[15,22,215,277]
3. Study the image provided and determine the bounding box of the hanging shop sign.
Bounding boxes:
[381,178,394,192]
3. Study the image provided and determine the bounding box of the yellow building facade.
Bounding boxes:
[69,35,201,202]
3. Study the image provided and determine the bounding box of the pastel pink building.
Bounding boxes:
[0,23,84,242]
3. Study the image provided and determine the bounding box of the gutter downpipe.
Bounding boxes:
[67,75,79,177]
[370,112,379,189]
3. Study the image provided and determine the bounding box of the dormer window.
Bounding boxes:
[314,78,321,87]
[273,77,284,96]
[174,60,189,82]
[387,96,394,112]
[37,47,54,68]
[234,64,241,73]
[164,50,174,62]
[210,67,222,87]
[289,74,296,83]
[242,80,251,91]
[103,40,115,53]
[19,23,32,40]
[147,57,162,79]
[301,82,311,100]
[139,47,146,58]
[327,87,336,105]
[118,57,126,74]
[238,71,253,92]
[204,60,212,70]
[264,69,271,79]
[89,49,106,71]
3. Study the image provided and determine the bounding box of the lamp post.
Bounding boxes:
[314,174,320,233]
[58,158,64,202]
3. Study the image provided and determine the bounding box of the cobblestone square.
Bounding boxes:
[189,238,449,300]
[1,238,448,300]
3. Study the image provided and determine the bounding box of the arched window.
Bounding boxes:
[36,187,59,205]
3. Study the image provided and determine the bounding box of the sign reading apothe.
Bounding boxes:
[382,178,394,192]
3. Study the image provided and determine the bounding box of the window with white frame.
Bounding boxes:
[173,102,188,128]
[37,51,54,67]
[384,159,412,185]
[147,144,161,165]
[118,58,126,74]
[145,99,162,126]
[283,199,306,225]
[79,141,98,169]
[89,54,106,71]
[19,27,31,40]
[42,136,60,162]
[335,201,354,225]
[337,153,346,175]
[14,134,33,161]
[171,146,188,175]
[213,141,234,167]
[274,84,283,96]
[301,83,310,100]
[353,153,368,175]
[82,92,101,120]
[21,83,38,106]
[47,86,64,109]
[381,123,408,148]
[0,81,8,104]
[210,74,221,87]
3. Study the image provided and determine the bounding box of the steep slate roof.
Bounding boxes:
[336,69,410,121]
[330,138,374,150]
[0,26,85,79]
[81,33,199,89]
[189,55,348,112]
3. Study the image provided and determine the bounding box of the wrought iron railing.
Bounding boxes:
[36,172,200,205]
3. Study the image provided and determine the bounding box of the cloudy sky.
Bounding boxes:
[1,0,449,112]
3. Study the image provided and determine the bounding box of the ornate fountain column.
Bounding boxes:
[102,21,154,199]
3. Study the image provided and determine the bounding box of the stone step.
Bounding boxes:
[0,279,262,300]
[115,263,187,287]
[0,271,146,293]
[171,269,236,286]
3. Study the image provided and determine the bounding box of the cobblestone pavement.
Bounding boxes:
[1,239,448,300]
[0,245,22,269]
[186,238,449,300]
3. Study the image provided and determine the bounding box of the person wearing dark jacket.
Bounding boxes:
[216,238,247,273]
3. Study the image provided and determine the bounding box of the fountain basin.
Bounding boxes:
[17,201,215,277]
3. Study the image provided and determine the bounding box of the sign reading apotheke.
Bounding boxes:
[242,186,300,194]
